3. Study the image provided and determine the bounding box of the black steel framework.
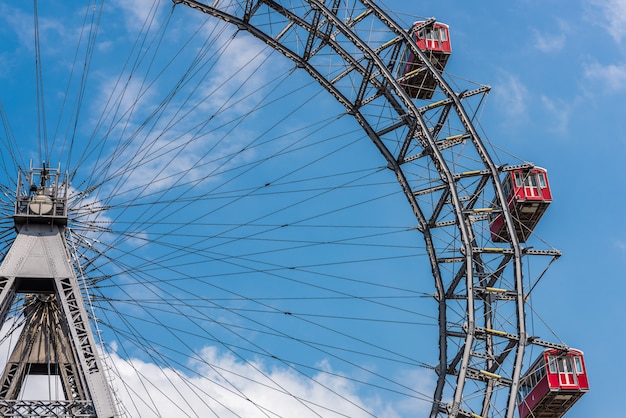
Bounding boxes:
[171,1,565,417]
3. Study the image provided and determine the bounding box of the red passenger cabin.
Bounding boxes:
[490,167,552,242]
[518,349,589,418]
[399,21,452,99]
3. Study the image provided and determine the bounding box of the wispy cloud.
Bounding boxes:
[0,3,81,55]
[540,95,570,134]
[86,39,278,200]
[615,240,626,254]
[531,20,569,53]
[492,72,529,122]
[583,60,626,91]
[110,0,166,33]
[196,31,278,117]
[588,0,626,43]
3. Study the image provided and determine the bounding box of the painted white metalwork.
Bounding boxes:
[0,166,116,418]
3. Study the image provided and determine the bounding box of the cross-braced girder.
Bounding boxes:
[170,2,562,417]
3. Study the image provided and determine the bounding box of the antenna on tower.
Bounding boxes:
[14,161,68,227]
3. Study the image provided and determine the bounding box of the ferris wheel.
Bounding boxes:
[0,1,587,418]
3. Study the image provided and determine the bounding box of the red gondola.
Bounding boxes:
[490,167,552,242]
[518,349,589,418]
[399,21,452,99]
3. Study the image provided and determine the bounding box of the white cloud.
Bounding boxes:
[583,60,626,91]
[85,71,216,196]
[106,345,429,417]
[493,72,529,121]
[0,3,83,56]
[539,95,570,134]
[110,0,166,33]
[0,4,32,50]
[531,21,568,53]
[0,309,435,417]
[196,30,282,117]
[392,367,436,416]
[79,25,290,212]
[589,0,626,43]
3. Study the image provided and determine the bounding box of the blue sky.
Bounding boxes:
[0,0,622,417]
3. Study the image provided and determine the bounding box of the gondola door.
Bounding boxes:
[557,356,577,387]
[523,172,540,198]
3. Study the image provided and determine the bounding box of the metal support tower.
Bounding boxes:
[0,164,116,417]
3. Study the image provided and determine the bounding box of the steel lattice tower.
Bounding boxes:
[0,165,116,417]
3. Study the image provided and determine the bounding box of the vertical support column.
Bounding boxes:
[0,221,117,417]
